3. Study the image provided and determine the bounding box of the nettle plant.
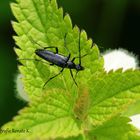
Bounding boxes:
[1,0,140,139]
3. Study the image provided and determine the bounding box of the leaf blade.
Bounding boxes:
[88,70,140,126]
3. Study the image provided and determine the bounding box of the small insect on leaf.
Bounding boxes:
[29,32,88,89]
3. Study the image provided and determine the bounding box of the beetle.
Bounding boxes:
[22,32,88,88]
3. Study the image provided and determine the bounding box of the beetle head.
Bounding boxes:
[76,64,84,71]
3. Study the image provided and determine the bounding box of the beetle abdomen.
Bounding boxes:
[35,49,68,67]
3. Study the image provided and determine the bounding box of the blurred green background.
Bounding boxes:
[0,0,140,127]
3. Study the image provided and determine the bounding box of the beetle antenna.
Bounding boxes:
[78,31,81,65]
[28,36,45,49]
[64,33,70,54]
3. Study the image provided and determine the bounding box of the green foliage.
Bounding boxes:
[11,0,103,99]
[123,99,140,116]
[0,0,140,139]
[89,116,139,140]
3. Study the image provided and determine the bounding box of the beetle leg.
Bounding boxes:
[71,53,89,62]
[43,46,58,54]
[29,36,59,53]
[43,68,64,89]
[70,69,78,86]
[71,57,76,62]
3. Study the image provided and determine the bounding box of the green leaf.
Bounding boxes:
[11,0,103,99]
[88,69,140,126]
[88,116,140,140]
[1,0,102,139]
[0,90,82,139]
[123,99,140,116]
[1,0,140,139]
